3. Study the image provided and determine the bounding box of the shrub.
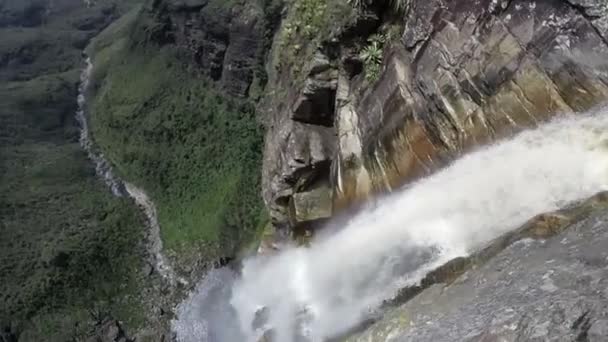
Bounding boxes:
[361,33,386,82]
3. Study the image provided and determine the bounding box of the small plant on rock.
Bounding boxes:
[361,34,386,82]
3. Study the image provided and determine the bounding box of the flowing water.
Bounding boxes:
[173,110,608,342]
[76,57,183,285]
[76,58,125,197]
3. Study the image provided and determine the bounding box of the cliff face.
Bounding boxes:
[85,0,287,279]
[262,0,608,233]
[146,0,278,97]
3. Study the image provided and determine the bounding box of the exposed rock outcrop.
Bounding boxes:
[262,0,608,232]
[149,0,274,97]
[339,0,608,205]
[261,4,382,233]
[346,192,608,342]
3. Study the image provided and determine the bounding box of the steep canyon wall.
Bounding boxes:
[262,0,608,234]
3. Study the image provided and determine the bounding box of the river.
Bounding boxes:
[75,57,183,286]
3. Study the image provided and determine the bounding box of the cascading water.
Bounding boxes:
[76,57,184,286]
[173,109,608,342]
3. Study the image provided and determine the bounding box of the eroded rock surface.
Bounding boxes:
[262,0,608,231]
[150,0,273,97]
[337,0,608,205]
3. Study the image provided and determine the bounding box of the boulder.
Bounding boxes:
[289,182,333,226]
[263,117,336,229]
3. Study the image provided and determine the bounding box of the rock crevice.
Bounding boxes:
[261,0,608,235]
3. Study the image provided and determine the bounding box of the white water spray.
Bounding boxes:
[174,111,608,342]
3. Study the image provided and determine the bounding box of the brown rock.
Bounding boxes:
[262,0,608,233]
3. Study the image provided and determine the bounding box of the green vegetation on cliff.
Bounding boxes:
[277,0,356,80]
[274,0,401,86]
[0,1,150,340]
[87,6,266,266]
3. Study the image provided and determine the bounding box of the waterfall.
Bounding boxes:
[173,109,608,342]
[75,57,184,286]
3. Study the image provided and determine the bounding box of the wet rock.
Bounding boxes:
[263,0,608,233]
[347,192,608,342]
[263,0,608,234]
[252,307,270,330]
[262,46,341,230]
[340,0,608,206]
[563,0,608,41]
[257,329,276,342]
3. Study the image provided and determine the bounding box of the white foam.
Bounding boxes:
[175,111,608,342]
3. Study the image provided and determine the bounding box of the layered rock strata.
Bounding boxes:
[262,0,608,232]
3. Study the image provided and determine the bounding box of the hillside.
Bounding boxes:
[4,0,608,341]
[0,1,159,341]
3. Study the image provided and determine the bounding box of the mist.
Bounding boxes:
[174,110,608,342]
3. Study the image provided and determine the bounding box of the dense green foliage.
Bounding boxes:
[87,12,267,265]
[0,0,148,340]
[0,138,147,338]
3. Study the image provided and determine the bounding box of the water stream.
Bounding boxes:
[173,110,608,342]
[76,57,183,286]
